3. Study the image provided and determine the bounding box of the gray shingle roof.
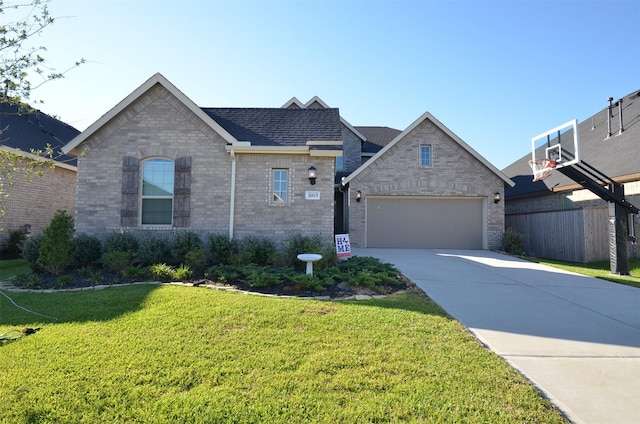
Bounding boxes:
[503,89,640,199]
[201,108,342,147]
[0,102,79,166]
[355,126,402,154]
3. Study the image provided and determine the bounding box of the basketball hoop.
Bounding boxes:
[528,159,557,182]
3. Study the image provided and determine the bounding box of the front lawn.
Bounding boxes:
[0,285,566,423]
[528,257,640,288]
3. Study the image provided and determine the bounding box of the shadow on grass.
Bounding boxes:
[0,284,160,328]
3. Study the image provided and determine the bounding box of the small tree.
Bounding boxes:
[37,209,74,274]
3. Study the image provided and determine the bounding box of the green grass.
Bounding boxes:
[0,285,566,423]
[0,259,29,281]
[528,257,640,288]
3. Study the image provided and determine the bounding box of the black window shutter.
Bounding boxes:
[173,156,191,227]
[121,156,140,227]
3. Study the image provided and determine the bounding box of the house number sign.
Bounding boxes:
[305,191,320,200]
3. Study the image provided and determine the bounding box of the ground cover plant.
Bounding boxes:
[529,257,640,288]
[0,285,567,423]
[12,216,406,297]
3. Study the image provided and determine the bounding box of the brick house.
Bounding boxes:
[0,102,78,251]
[63,73,512,249]
[343,112,513,249]
[62,73,342,242]
[503,89,640,262]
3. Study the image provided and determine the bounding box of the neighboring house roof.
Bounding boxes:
[344,111,515,187]
[355,126,402,154]
[0,102,79,166]
[503,88,640,199]
[202,108,342,147]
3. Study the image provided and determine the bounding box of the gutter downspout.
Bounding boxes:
[229,148,237,239]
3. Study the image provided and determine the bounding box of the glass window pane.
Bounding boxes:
[143,159,174,196]
[421,146,431,167]
[273,169,288,202]
[142,199,173,225]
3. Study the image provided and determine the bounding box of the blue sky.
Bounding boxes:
[30,0,640,169]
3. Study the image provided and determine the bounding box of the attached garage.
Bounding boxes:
[366,196,486,249]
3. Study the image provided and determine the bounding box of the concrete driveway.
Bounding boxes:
[353,248,640,424]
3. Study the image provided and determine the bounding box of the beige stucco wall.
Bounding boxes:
[0,161,76,246]
[73,84,335,242]
[348,118,506,250]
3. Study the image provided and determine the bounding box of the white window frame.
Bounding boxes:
[141,158,174,226]
[420,145,432,168]
[271,168,290,204]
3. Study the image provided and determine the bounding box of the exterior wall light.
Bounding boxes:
[356,190,362,202]
[308,166,317,185]
[493,192,501,204]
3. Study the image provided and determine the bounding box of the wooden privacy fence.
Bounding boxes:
[506,206,612,263]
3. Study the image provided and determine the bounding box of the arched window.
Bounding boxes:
[141,158,174,225]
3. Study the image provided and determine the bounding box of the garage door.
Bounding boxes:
[366,197,485,249]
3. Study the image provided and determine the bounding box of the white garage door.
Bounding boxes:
[366,197,485,249]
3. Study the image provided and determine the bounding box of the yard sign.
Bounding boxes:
[335,234,351,258]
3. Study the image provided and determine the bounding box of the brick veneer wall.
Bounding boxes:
[341,125,362,174]
[0,162,76,246]
[74,84,334,243]
[348,119,506,249]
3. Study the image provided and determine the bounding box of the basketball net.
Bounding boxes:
[528,159,557,182]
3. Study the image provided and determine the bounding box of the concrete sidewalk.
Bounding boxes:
[353,248,640,424]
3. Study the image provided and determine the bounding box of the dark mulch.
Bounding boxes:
[12,268,420,299]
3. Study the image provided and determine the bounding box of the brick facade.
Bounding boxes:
[73,84,335,243]
[348,119,506,249]
[0,162,76,246]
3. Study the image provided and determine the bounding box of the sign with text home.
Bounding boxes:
[335,234,351,258]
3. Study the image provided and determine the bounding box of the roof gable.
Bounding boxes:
[344,111,514,186]
[62,73,238,156]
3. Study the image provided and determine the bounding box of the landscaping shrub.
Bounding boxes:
[205,264,240,283]
[149,263,177,282]
[20,233,43,272]
[281,234,324,269]
[172,231,203,263]
[138,235,172,266]
[71,233,102,268]
[103,251,135,273]
[184,247,207,275]
[206,233,238,265]
[174,264,192,281]
[243,265,279,288]
[286,273,324,292]
[38,210,75,274]
[502,229,526,255]
[2,229,26,259]
[103,231,139,256]
[233,236,277,266]
[122,265,150,282]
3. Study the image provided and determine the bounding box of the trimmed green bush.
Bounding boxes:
[172,231,203,263]
[206,233,238,265]
[138,235,172,266]
[502,229,526,255]
[103,231,139,255]
[3,229,26,259]
[38,210,75,274]
[71,233,102,268]
[234,236,277,266]
[20,233,43,272]
[103,251,135,273]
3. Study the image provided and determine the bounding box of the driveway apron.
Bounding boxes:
[353,248,640,424]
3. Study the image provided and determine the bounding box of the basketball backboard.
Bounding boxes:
[530,119,580,169]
